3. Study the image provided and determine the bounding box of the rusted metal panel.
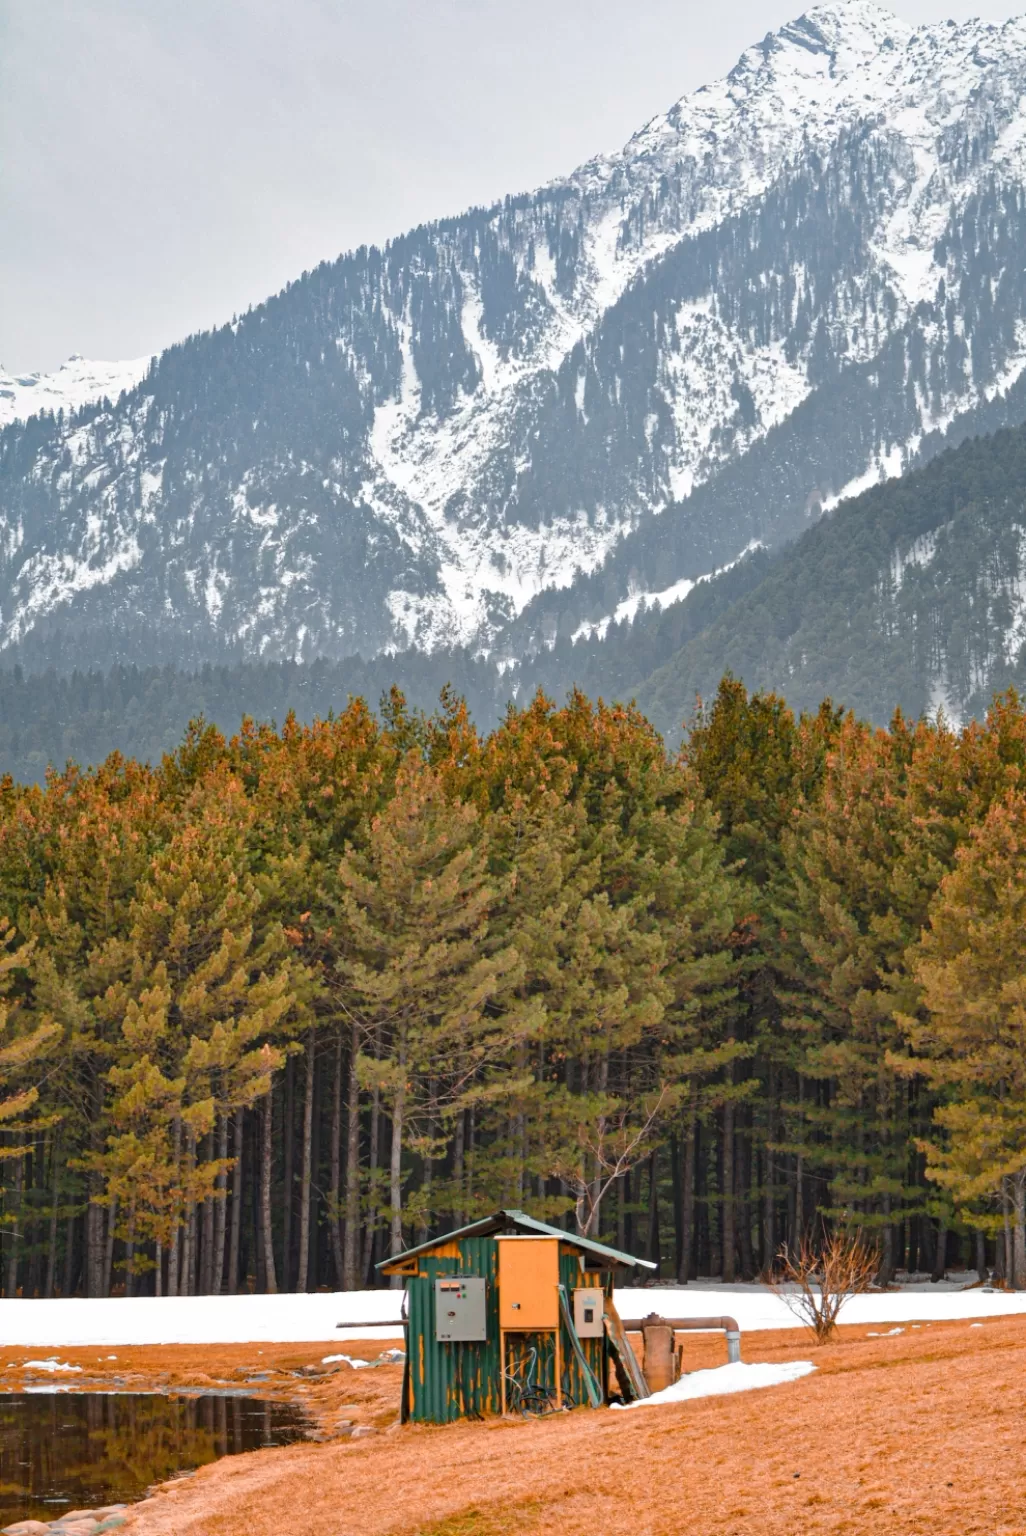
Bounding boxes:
[406,1236,502,1423]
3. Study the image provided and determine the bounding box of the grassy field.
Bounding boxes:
[82,1314,1026,1536]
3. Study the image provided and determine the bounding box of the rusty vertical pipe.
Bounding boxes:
[621,1314,742,1368]
[638,1314,676,1392]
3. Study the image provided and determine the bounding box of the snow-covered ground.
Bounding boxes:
[0,1291,403,1349]
[0,1276,1023,1348]
[611,1276,1026,1332]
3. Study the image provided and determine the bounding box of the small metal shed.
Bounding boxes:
[378,1208,655,1424]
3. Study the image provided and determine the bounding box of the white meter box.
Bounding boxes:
[434,1276,488,1342]
[573,1286,604,1338]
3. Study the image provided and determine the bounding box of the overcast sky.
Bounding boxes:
[0,0,994,373]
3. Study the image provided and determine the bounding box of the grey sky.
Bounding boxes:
[1,0,992,373]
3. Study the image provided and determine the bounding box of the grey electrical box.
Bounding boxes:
[573,1286,604,1339]
[434,1276,488,1342]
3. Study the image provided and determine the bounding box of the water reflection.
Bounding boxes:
[0,1393,310,1521]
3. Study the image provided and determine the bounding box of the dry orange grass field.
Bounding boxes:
[89,1315,1026,1536]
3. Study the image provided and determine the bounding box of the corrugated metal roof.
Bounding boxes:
[377,1207,656,1272]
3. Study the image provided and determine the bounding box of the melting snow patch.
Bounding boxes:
[21,1358,82,1372]
[321,1348,405,1369]
[613,1360,815,1410]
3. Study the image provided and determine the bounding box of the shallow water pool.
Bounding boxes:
[0,1392,310,1522]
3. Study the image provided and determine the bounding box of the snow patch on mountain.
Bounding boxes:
[0,355,150,430]
[573,541,766,643]
[891,531,940,590]
[821,444,908,514]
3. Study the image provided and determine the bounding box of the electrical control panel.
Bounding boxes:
[573,1285,605,1338]
[434,1276,487,1342]
[497,1236,560,1330]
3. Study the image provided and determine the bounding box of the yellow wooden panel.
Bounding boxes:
[497,1237,560,1330]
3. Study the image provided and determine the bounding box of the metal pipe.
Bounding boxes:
[335,1319,403,1328]
[620,1314,742,1364]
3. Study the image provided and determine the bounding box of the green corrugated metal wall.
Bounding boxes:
[403,1239,609,1424]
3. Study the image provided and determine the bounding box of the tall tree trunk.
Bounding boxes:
[28,1140,43,1298]
[282,1054,295,1291]
[388,1029,407,1269]
[44,1134,59,1300]
[199,1127,214,1293]
[877,1194,894,1286]
[103,1195,117,1298]
[85,1089,106,1299]
[738,1115,755,1281]
[931,1215,948,1283]
[793,1076,804,1248]
[6,1152,22,1297]
[762,1078,776,1273]
[252,1106,265,1291]
[63,1213,75,1298]
[329,1027,345,1288]
[261,1086,278,1294]
[182,1128,197,1297]
[1013,1174,1026,1291]
[721,1099,736,1283]
[168,1115,182,1298]
[228,1109,243,1295]
[616,1171,627,1253]
[87,1193,104,1298]
[694,1120,706,1274]
[361,1084,380,1285]
[670,1134,683,1278]
[646,1150,660,1273]
[155,1238,163,1298]
[419,1080,439,1247]
[297,1029,316,1292]
[212,1113,228,1294]
[343,1023,361,1291]
[452,1109,466,1231]
[515,1040,528,1204]
[125,1204,136,1299]
[678,1093,697,1284]
[623,1164,635,1256]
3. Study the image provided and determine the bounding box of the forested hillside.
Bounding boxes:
[0,544,770,784]
[638,422,1026,736]
[0,678,1024,1299]
[0,656,497,786]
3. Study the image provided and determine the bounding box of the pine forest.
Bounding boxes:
[2,677,1026,1300]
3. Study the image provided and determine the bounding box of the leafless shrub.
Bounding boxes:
[769,1230,879,1344]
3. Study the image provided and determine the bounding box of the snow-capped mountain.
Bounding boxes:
[0,354,151,430]
[4,1,1026,674]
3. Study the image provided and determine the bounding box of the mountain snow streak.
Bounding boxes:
[5,1,1026,671]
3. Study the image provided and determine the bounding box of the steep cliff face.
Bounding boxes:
[4,3,1026,673]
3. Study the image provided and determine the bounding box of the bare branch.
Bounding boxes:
[768,1229,879,1344]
